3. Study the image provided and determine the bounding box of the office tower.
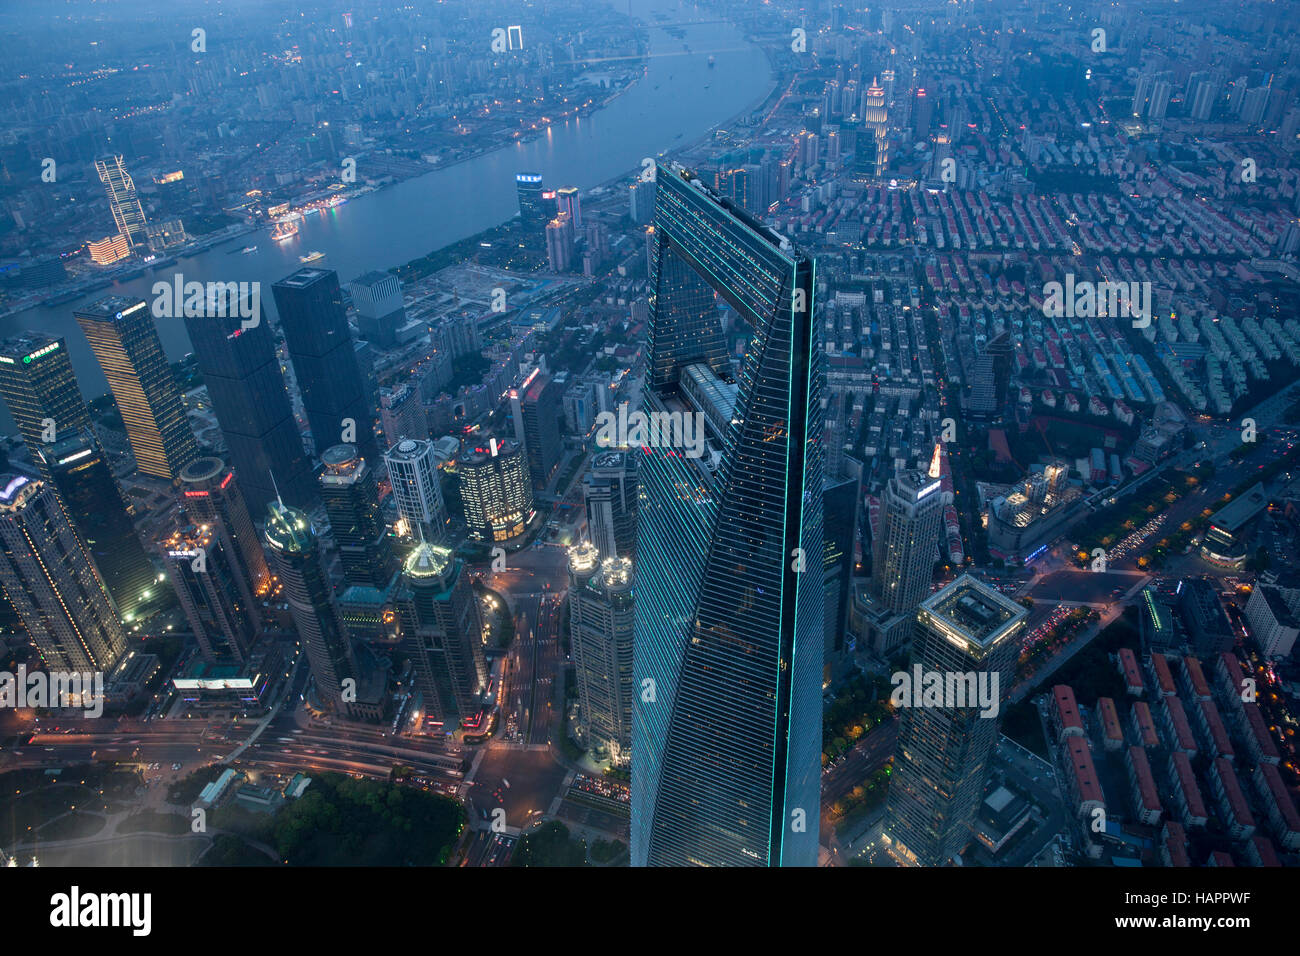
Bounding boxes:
[458,438,535,543]
[883,575,1027,866]
[270,269,378,462]
[1131,73,1154,116]
[74,296,199,481]
[872,469,945,615]
[512,372,564,486]
[633,163,824,867]
[863,78,890,176]
[516,172,547,225]
[182,294,315,513]
[95,155,148,248]
[39,429,156,622]
[160,522,258,664]
[384,438,448,541]
[629,179,655,225]
[546,213,575,272]
[178,456,271,601]
[378,381,427,448]
[0,474,128,672]
[556,186,582,229]
[263,500,358,716]
[0,335,93,473]
[912,87,932,138]
[1148,80,1172,121]
[1241,86,1270,126]
[397,541,488,723]
[568,544,635,764]
[583,450,637,560]
[349,271,406,349]
[823,469,860,663]
[320,443,396,589]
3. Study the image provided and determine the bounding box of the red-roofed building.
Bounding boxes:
[1117,648,1143,695]
[1244,834,1281,867]
[1207,850,1235,867]
[1215,652,1249,708]
[1051,685,1086,743]
[1252,762,1300,851]
[1193,698,1234,762]
[1238,704,1282,765]
[1125,746,1163,825]
[1062,737,1105,821]
[1168,751,1208,827]
[1097,697,1124,752]
[1208,758,1256,841]
[1160,696,1198,757]
[1181,656,1211,702]
[1130,700,1160,748]
[1160,821,1191,867]
[1149,653,1177,697]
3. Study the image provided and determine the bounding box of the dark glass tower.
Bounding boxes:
[160,522,258,664]
[74,296,199,481]
[182,296,315,512]
[632,163,824,867]
[320,443,396,589]
[515,172,547,225]
[882,575,1027,866]
[0,335,93,472]
[270,269,378,462]
[397,541,487,724]
[39,428,156,622]
[583,451,638,560]
[0,474,128,672]
[263,500,358,716]
[179,456,271,604]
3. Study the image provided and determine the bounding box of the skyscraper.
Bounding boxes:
[0,335,93,474]
[556,186,582,229]
[160,522,258,664]
[583,451,638,560]
[75,296,198,481]
[95,155,148,249]
[545,213,575,272]
[182,292,315,512]
[39,429,156,622]
[320,443,396,589]
[873,468,945,615]
[633,163,824,867]
[263,500,358,716]
[511,371,564,486]
[516,172,547,225]
[457,438,535,543]
[178,457,271,603]
[384,438,448,541]
[397,541,487,724]
[270,269,377,462]
[883,575,1027,866]
[349,271,407,349]
[0,474,128,672]
[568,544,635,766]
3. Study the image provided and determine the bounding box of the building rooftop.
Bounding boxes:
[919,574,1028,653]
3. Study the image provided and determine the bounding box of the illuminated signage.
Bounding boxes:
[56,449,93,466]
[917,480,942,500]
[22,342,60,364]
[516,174,543,184]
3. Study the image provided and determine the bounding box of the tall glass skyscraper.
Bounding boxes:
[320,443,396,589]
[0,335,93,472]
[270,269,377,462]
[182,295,315,512]
[74,296,199,481]
[0,474,128,672]
[40,428,156,623]
[632,163,824,867]
[882,575,1027,866]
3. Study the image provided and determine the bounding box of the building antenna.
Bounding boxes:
[270,469,284,509]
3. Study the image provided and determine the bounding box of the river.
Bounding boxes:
[0,0,771,435]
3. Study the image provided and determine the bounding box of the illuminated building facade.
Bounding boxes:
[633,163,824,867]
[320,443,396,588]
[873,468,945,616]
[179,457,271,602]
[74,296,199,481]
[0,335,92,470]
[458,438,535,543]
[384,438,448,542]
[95,155,149,248]
[568,544,635,765]
[397,541,487,724]
[160,522,258,664]
[0,474,128,672]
